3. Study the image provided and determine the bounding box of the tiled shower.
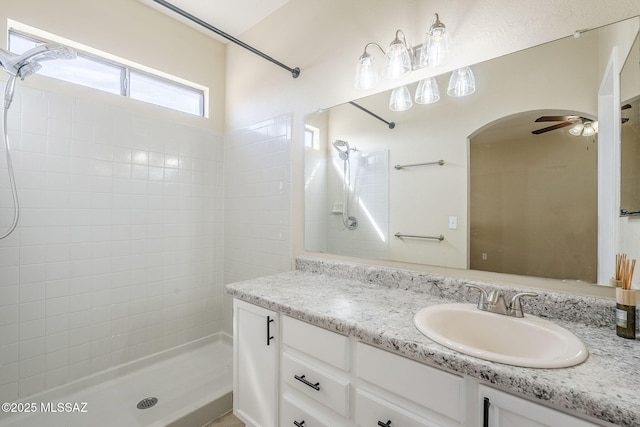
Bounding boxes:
[0,84,226,401]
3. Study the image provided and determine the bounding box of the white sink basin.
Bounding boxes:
[414,303,588,368]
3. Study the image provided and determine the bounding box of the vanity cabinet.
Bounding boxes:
[232,299,279,427]
[479,386,600,427]
[232,298,604,427]
[355,342,466,427]
[280,315,351,426]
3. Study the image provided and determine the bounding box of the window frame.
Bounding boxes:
[7,28,207,118]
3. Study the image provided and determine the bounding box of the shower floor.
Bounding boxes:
[0,335,232,427]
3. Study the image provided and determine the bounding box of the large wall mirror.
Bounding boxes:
[305,16,640,286]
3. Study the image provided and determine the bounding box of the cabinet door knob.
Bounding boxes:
[377,421,392,427]
[293,421,305,427]
[294,374,321,391]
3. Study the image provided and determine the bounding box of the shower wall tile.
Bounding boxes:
[223,114,292,288]
[0,85,224,402]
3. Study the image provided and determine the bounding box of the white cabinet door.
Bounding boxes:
[480,386,599,427]
[233,299,279,427]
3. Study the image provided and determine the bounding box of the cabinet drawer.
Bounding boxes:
[282,353,350,416]
[356,342,464,422]
[283,316,349,370]
[281,393,331,427]
[356,389,442,427]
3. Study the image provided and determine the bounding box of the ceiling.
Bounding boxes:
[138,0,291,43]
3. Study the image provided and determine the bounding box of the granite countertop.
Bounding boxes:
[225,258,640,427]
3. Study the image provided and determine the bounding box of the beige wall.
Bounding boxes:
[1,0,226,131]
[470,130,597,282]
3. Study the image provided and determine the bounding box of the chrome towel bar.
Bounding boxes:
[394,160,444,170]
[394,233,444,241]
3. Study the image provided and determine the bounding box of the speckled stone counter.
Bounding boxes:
[225,257,640,427]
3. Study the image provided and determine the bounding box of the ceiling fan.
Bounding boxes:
[532,105,632,136]
[531,115,594,135]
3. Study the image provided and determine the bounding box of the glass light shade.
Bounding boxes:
[582,122,596,136]
[569,123,584,136]
[389,86,413,111]
[415,77,440,104]
[355,53,380,90]
[592,120,599,133]
[384,38,412,79]
[447,67,476,97]
[420,15,450,67]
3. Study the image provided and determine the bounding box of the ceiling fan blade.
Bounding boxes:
[622,104,632,110]
[532,121,575,134]
[622,117,630,124]
[535,115,580,123]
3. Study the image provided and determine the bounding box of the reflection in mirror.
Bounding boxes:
[469,111,597,282]
[304,17,640,285]
[621,32,640,215]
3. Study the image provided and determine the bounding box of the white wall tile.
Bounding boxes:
[5,86,224,400]
[224,115,292,286]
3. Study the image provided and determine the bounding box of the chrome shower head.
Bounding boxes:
[0,43,76,80]
[1,43,76,110]
[332,140,350,160]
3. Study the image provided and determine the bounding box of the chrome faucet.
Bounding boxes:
[465,284,538,318]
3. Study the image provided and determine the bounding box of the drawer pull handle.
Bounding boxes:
[378,421,392,427]
[267,316,275,346]
[294,421,305,427]
[294,374,320,391]
[483,397,490,427]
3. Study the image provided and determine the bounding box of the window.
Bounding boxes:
[8,30,206,117]
[305,125,320,150]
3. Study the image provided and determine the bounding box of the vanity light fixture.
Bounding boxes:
[354,13,450,90]
[384,30,413,79]
[355,43,385,90]
[420,13,450,67]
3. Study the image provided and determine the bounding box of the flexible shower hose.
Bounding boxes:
[0,89,20,240]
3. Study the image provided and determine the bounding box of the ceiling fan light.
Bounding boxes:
[582,122,596,136]
[415,77,440,104]
[389,85,413,111]
[592,120,599,133]
[569,123,584,136]
[384,30,412,79]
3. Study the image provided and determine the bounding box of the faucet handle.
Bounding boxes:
[509,292,538,318]
[465,284,488,309]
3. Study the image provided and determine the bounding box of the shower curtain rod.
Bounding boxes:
[151,0,300,78]
[349,101,395,129]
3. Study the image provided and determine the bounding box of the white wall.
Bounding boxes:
[225,0,640,291]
